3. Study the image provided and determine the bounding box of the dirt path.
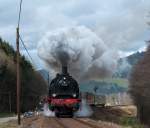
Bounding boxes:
[0,116,17,123]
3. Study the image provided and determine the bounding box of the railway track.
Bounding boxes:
[73,118,101,128]
[53,118,70,128]
[21,115,122,128]
[53,118,101,128]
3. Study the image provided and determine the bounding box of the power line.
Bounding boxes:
[19,35,36,66]
[16,0,35,66]
[16,0,36,67]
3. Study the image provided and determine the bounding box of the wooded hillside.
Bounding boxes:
[0,37,48,112]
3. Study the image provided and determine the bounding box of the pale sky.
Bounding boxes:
[0,0,150,69]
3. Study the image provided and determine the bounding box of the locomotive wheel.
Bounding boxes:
[68,112,73,118]
[55,112,60,117]
[56,111,73,118]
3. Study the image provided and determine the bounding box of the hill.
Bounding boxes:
[127,51,145,65]
[0,37,48,112]
[114,51,145,78]
[80,52,145,94]
[38,69,49,83]
[38,51,145,95]
[80,79,128,94]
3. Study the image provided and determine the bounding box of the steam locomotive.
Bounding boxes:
[47,66,81,117]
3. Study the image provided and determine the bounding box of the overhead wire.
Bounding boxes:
[17,0,36,67]
[19,35,36,66]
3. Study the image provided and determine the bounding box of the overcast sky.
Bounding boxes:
[0,0,150,69]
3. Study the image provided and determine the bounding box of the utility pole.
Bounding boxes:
[16,27,21,125]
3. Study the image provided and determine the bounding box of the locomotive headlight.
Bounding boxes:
[52,93,56,97]
[73,94,76,97]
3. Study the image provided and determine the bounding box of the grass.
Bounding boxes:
[119,117,144,128]
[0,113,15,118]
[91,105,144,128]
[99,78,129,88]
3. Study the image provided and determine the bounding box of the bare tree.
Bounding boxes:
[129,44,150,126]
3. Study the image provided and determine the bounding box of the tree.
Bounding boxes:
[0,37,48,112]
[129,44,150,126]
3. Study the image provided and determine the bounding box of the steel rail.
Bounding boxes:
[73,118,100,128]
[54,118,70,128]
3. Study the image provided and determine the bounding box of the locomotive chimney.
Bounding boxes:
[62,66,68,74]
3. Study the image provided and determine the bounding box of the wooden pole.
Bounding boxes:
[16,27,21,125]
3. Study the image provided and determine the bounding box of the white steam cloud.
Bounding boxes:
[75,99,93,117]
[42,103,55,117]
[38,26,118,81]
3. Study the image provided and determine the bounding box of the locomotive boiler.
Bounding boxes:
[48,66,81,117]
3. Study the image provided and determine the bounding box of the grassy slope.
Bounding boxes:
[80,78,129,94]
[100,78,129,88]
[91,106,144,128]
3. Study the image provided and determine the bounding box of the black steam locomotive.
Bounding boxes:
[48,66,81,117]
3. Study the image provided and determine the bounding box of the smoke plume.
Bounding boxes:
[74,99,93,117]
[38,26,118,81]
[42,103,55,117]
